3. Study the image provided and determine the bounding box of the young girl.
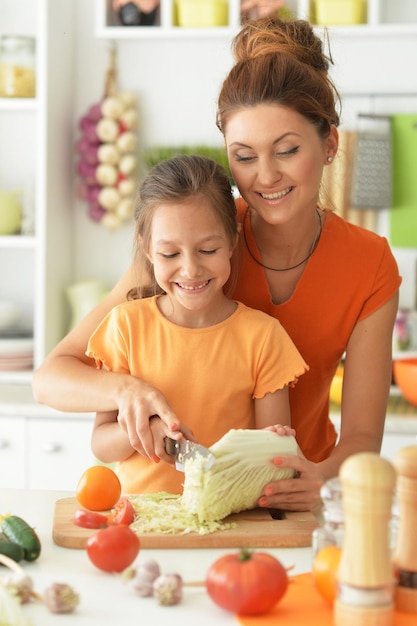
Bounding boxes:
[86,155,308,494]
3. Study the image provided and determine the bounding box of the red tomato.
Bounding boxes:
[74,509,108,529]
[76,465,121,511]
[206,549,288,615]
[109,497,135,526]
[86,525,140,573]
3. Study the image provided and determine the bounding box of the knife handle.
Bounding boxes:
[164,437,178,456]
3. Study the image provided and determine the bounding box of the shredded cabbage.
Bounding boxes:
[129,492,236,535]
[182,429,297,522]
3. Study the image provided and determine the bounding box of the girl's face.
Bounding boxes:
[224,103,338,225]
[146,195,236,318]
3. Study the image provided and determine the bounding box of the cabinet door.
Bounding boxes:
[0,417,26,488]
[27,418,94,490]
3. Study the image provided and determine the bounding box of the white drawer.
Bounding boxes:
[27,418,94,490]
[0,416,26,488]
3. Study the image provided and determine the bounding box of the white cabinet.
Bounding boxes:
[95,0,417,39]
[0,412,94,490]
[0,0,75,384]
[27,418,94,490]
[0,416,26,488]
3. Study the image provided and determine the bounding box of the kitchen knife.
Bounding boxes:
[164,437,215,472]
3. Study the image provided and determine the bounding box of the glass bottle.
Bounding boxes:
[312,476,344,556]
[0,35,36,98]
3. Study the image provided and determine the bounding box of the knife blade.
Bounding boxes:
[164,437,215,472]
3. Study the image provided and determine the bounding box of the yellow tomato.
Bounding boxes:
[312,545,341,604]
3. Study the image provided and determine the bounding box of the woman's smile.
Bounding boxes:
[260,186,294,201]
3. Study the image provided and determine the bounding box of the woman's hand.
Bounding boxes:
[115,376,196,459]
[258,454,324,512]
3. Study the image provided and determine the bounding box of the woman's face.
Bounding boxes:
[224,103,337,225]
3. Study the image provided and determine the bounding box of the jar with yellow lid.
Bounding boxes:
[0,35,36,98]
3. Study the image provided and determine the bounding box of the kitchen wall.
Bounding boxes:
[70,1,417,309]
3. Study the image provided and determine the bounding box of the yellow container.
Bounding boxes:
[175,0,228,27]
[330,366,344,406]
[315,0,367,26]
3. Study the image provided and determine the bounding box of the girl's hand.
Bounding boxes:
[115,377,196,459]
[258,454,325,512]
[263,423,296,437]
[149,416,196,466]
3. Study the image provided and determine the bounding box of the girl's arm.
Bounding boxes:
[254,386,292,430]
[256,292,399,512]
[255,387,296,435]
[91,410,135,463]
[32,264,188,458]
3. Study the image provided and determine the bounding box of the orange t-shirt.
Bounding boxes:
[87,297,308,493]
[231,201,402,462]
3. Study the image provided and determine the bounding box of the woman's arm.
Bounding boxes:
[256,292,399,512]
[32,264,187,458]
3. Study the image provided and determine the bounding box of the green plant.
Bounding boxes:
[141,145,234,185]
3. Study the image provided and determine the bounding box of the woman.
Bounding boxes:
[33,17,401,511]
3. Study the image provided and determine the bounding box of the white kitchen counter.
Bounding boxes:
[0,489,314,626]
[0,383,92,420]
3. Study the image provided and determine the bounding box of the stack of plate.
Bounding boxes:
[0,336,34,371]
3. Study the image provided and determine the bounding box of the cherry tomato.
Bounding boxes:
[109,497,135,526]
[76,465,122,511]
[206,549,288,615]
[74,509,109,529]
[86,525,140,573]
[312,545,341,604]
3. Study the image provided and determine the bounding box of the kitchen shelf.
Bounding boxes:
[0,0,75,383]
[0,235,36,248]
[0,98,38,111]
[0,370,33,384]
[95,0,417,39]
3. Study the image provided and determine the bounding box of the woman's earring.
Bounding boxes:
[327,156,334,163]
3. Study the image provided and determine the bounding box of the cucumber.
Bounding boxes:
[0,539,25,563]
[1,515,41,562]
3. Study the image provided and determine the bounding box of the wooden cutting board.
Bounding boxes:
[52,497,318,549]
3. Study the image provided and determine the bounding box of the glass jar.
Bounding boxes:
[312,475,399,558]
[0,35,36,98]
[312,477,344,556]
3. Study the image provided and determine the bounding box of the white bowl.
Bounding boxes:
[0,302,21,331]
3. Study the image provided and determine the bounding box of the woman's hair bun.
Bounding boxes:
[232,17,330,74]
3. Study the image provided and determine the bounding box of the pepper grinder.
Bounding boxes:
[335,452,396,626]
[392,445,417,613]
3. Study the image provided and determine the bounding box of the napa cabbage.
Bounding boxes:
[181,429,297,522]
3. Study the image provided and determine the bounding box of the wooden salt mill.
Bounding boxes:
[392,445,417,613]
[335,452,396,626]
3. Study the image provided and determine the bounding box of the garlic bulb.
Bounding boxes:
[101,96,124,120]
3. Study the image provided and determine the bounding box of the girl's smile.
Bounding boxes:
[146,195,237,327]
